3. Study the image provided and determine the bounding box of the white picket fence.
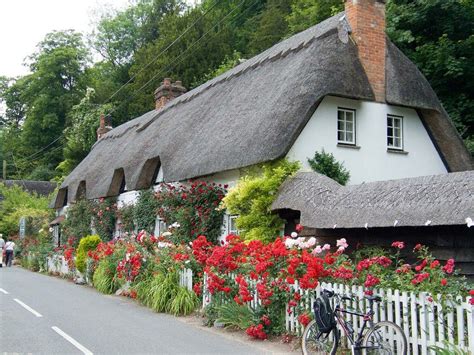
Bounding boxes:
[179,268,193,291]
[201,273,473,354]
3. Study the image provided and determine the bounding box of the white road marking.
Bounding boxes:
[13,298,43,317]
[0,288,9,294]
[52,326,93,355]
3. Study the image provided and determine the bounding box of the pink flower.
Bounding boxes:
[391,241,405,249]
[322,244,331,251]
[336,238,348,249]
[295,224,304,233]
[312,245,322,254]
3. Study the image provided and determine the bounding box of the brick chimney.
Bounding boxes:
[345,0,386,102]
[154,78,187,110]
[97,114,113,140]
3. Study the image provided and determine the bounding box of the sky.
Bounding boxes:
[0,0,131,78]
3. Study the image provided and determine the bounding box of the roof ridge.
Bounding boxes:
[136,13,343,133]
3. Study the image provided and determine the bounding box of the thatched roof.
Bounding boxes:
[54,12,473,208]
[272,171,474,229]
[0,180,56,200]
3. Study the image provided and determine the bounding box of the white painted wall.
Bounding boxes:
[286,96,447,184]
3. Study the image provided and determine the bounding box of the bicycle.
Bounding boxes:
[302,289,407,355]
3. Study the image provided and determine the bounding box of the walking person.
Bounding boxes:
[0,234,5,267]
[4,238,15,267]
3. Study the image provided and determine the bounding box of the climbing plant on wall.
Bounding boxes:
[91,197,117,241]
[133,189,159,233]
[62,198,93,246]
[155,181,227,245]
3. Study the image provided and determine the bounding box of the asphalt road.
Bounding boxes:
[0,267,270,354]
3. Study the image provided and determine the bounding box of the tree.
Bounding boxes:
[247,0,292,56]
[11,30,90,179]
[56,88,114,177]
[386,0,474,153]
[307,149,350,185]
[286,0,343,35]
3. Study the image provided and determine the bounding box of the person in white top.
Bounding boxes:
[4,238,15,267]
[0,234,5,267]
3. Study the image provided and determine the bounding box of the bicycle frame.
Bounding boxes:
[333,300,376,354]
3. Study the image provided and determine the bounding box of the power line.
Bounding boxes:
[103,0,222,105]
[108,0,256,117]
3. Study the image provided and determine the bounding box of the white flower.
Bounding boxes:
[322,244,331,251]
[307,237,317,247]
[169,222,181,229]
[185,260,190,264]
[466,217,473,228]
[285,238,297,248]
[49,227,54,233]
[290,232,298,239]
[162,231,172,237]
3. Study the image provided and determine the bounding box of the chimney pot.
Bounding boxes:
[154,79,187,111]
[97,114,113,141]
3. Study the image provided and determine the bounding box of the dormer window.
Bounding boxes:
[337,108,356,145]
[387,115,403,150]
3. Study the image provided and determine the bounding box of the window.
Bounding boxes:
[228,215,239,235]
[387,115,403,150]
[337,108,356,145]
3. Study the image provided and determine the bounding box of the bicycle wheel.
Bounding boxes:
[302,320,337,355]
[362,321,407,355]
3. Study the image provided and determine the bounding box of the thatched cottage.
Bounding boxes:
[52,0,473,239]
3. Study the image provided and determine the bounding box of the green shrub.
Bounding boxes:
[148,272,179,313]
[169,287,199,316]
[216,303,255,329]
[307,149,350,185]
[93,259,120,294]
[75,235,101,273]
[223,159,300,242]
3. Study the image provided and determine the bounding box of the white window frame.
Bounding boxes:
[387,115,404,150]
[337,108,356,145]
[228,215,239,235]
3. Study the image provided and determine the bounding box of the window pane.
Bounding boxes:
[346,111,353,121]
[388,137,393,146]
[388,127,393,136]
[394,119,401,129]
[394,138,400,147]
[346,121,353,132]
[346,132,353,143]
[338,131,345,141]
[338,120,344,130]
[338,110,345,120]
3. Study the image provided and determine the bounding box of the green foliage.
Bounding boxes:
[142,272,179,312]
[223,159,300,242]
[386,0,474,148]
[169,287,199,316]
[62,199,93,244]
[117,204,136,234]
[93,258,121,294]
[307,149,350,185]
[193,51,243,87]
[429,341,470,355]
[134,189,159,233]
[75,235,101,273]
[155,181,226,244]
[57,89,114,177]
[90,198,117,241]
[216,302,255,329]
[0,182,52,236]
[286,0,343,35]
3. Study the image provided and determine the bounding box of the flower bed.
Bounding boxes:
[42,225,474,351]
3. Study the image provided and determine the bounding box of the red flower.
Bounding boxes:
[414,244,423,251]
[430,260,440,269]
[442,259,455,274]
[441,278,448,286]
[295,224,304,233]
[364,274,380,288]
[298,313,311,327]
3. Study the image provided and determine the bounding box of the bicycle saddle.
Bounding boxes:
[365,295,382,302]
